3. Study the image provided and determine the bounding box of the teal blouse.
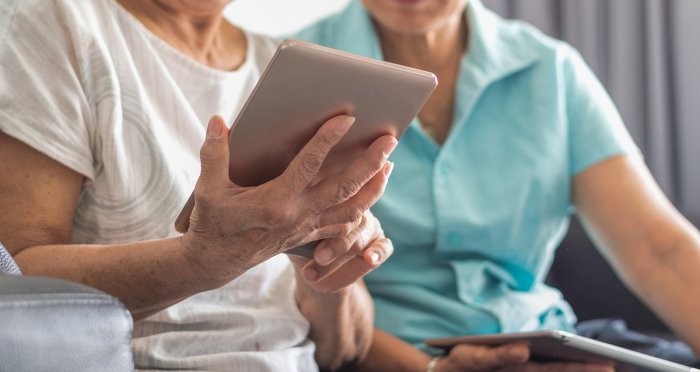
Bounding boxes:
[294,0,637,351]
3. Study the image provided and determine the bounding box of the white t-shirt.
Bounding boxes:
[0,0,317,370]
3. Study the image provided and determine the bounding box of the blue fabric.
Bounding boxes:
[577,319,699,368]
[295,0,638,351]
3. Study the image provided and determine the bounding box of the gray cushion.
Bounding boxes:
[0,275,134,371]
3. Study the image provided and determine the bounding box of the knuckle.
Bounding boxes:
[319,124,342,147]
[349,241,363,255]
[365,151,386,172]
[199,144,219,164]
[261,201,295,226]
[337,222,354,236]
[193,184,215,206]
[299,152,324,176]
[355,213,371,234]
[325,223,349,238]
[343,208,364,224]
[336,179,360,202]
[381,238,394,257]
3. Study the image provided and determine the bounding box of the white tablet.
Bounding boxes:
[426,330,698,372]
[174,39,437,257]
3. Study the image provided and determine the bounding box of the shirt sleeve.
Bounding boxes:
[563,45,639,176]
[0,0,95,180]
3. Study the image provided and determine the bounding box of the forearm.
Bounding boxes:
[620,231,700,353]
[572,155,700,354]
[348,328,432,372]
[297,278,374,371]
[14,237,242,321]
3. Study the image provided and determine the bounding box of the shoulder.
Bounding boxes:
[294,13,341,46]
[489,13,578,68]
[293,1,360,47]
[1,0,105,32]
[495,17,595,88]
[1,0,114,55]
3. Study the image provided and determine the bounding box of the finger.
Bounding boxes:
[315,161,393,227]
[303,220,360,245]
[287,254,312,271]
[313,213,377,266]
[282,115,355,193]
[361,237,393,267]
[300,238,392,292]
[307,135,397,212]
[452,343,529,371]
[195,116,233,198]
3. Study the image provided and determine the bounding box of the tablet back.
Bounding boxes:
[228,39,437,187]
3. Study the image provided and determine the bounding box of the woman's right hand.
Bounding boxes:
[434,343,614,372]
[180,114,397,287]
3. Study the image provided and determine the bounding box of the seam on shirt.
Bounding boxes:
[0,110,96,180]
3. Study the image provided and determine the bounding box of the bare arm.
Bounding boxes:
[349,329,433,372]
[0,131,202,320]
[0,115,395,322]
[292,212,394,370]
[573,154,700,353]
[296,279,376,371]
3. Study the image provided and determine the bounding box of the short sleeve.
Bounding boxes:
[0,0,95,180]
[563,46,639,176]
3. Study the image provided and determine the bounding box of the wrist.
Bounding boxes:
[295,270,354,306]
[178,233,253,290]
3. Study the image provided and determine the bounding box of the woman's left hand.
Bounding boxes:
[290,210,393,294]
[290,210,393,370]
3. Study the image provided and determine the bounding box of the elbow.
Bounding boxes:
[619,227,700,291]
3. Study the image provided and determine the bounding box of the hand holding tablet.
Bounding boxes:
[175,39,437,257]
[426,330,698,372]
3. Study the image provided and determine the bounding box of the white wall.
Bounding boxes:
[225,0,350,37]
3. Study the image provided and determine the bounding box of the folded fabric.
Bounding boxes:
[577,318,699,367]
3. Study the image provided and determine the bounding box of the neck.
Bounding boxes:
[117,0,245,71]
[375,10,468,145]
[376,12,467,72]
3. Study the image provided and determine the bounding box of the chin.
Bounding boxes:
[380,16,442,35]
[173,0,230,12]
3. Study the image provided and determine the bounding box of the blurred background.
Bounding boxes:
[226,0,700,333]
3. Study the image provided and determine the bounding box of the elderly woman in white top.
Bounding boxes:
[0,0,397,370]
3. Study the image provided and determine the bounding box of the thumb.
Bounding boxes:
[197,115,232,191]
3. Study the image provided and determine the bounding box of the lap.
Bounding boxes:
[576,318,699,368]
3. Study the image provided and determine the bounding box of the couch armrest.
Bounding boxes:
[0,275,134,371]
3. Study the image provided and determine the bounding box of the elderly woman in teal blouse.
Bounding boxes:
[295,0,700,370]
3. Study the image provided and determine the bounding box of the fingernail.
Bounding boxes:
[336,116,355,134]
[384,161,394,177]
[382,138,398,159]
[207,116,224,138]
[369,251,380,263]
[315,247,333,265]
[304,267,318,281]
